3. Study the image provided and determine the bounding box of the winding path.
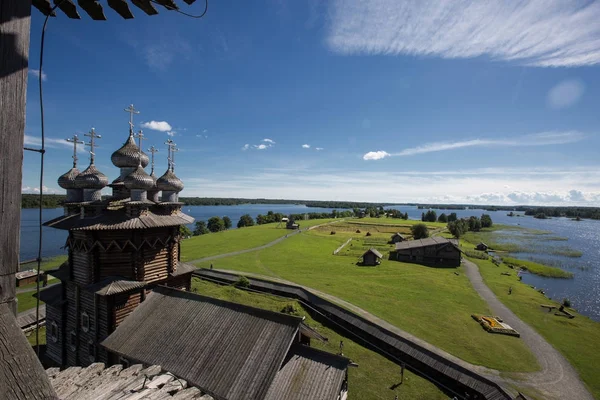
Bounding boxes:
[462,259,592,400]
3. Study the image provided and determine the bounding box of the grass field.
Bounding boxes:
[192,230,539,373]
[191,278,447,399]
[501,257,573,279]
[181,219,342,261]
[17,290,44,313]
[468,256,600,399]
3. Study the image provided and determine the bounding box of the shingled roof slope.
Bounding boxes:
[394,236,459,251]
[101,286,303,400]
[263,344,350,400]
[85,277,147,296]
[0,304,57,400]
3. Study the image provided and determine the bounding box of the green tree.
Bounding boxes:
[411,223,429,239]
[468,216,482,232]
[223,216,232,229]
[237,214,255,228]
[207,216,225,233]
[438,213,448,223]
[448,219,469,238]
[447,212,458,222]
[193,221,209,236]
[179,225,192,238]
[481,214,493,228]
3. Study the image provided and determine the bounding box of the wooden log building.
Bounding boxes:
[15,269,47,287]
[390,232,406,243]
[362,248,383,266]
[391,237,462,267]
[38,112,196,368]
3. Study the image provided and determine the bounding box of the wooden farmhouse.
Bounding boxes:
[390,232,406,243]
[15,269,46,287]
[362,248,383,266]
[391,237,462,267]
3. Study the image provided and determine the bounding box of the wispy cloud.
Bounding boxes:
[22,185,60,194]
[327,0,600,67]
[263,138,275,144]
[24,135,86,153]
[141,121,172,132]
[547,79,585,109]
[242,139,275,151]
[28,69,47,81]
[363,131,586,160]
[302,144,311,149]
[315,147,324,151]
[242,144,250,151]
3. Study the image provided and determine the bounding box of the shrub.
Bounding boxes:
[562,298,571,307]
[280,304,299,315]
[356,229,361,233]
[233,276,250,288]
[330,231,336,235]
[411,223,429,239]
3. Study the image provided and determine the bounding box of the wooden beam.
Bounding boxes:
[0,0,30,316]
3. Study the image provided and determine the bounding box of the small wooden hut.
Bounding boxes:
[390,233,406,243]
[15,269,47,287]
[362,248,383,266]
[476,242,489,251]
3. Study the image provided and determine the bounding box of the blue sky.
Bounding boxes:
[23,0,600,205]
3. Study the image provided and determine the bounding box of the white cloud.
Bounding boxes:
[22,185,59,194]
[28,69,47,81]
[263,138,275,144]
[242,139,275,151]
[316,147,324,151]
[242,144,250,151]
[364,131,586,160]
[254,144,268,150]
[302,144,311,149]
[141,121,172,132]
[167,131,176,137]
[203,129,208,133]
[547,79,585,109]
[363,150,390,160]
[327,0,600,67]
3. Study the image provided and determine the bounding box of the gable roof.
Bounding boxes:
[101,286,303,400]
[363,248,383,258]
[391,232,405,238]
[84,277,147,296]
[394,236,459,251]
[264,345,350,400]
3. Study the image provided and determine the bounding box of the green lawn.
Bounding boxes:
[17,290,44,313]
[181,219,342,261]
[469,257,600,399]
[501,257,573,279]
[191,278,447,399]
[192,231,539,373]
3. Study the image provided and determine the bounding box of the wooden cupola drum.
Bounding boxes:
[39,105,196,368]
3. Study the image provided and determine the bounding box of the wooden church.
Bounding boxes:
[40,105,196,367]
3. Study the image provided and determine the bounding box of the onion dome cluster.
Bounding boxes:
[111,135,149,168]
[75,164,109,189]
[124,165,155,191]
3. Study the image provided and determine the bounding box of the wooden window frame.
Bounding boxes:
[50,321,59,343]
[81,311,90,333]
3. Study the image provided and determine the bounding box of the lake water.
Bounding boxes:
[20,204,600,321]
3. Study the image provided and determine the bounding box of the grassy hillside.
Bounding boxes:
[181,219,341,261]
[192,230,539,373]
[191,278,447,399]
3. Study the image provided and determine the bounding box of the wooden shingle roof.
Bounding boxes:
[0,304,57,400]
[35,283,64,306]
[394,236,459,251]
[43,209,194,231]
[85,277,146,296]
[363,248,383,258]
[101,286,304,400]
[264,345,350,400]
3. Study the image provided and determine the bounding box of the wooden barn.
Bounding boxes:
[362,248,383,266]
[391,237,461,267]
[390,232,406,243]
[15,269,47,287]
[286,218,300,230]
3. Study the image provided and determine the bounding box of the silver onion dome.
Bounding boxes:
[156,169,184,192]
[57,167,80,189]
[124,165,155,190]
[111,136,150,168]
[74,164,109,189]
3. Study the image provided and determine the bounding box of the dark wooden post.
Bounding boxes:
[0,0,31,317]
[400,362,405,384]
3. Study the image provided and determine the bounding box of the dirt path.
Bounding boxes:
[187,220,344,264]
[462,259,593,400]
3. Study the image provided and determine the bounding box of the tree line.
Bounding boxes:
[447,214,493,238]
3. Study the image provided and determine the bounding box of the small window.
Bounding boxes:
[88,340,96,362]
[69,330,77,350]
[81,312,90,332]
[50,321,58,343]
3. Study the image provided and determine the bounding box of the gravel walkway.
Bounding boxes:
[462,259,593,400]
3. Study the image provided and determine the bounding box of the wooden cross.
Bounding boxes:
[134,129,146,150]
[66,134,84,168]
[147,146,158,174]
[84,128,101,164]
[164,139,176,170]
[171,145,179,172]
[124,104,140,134]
